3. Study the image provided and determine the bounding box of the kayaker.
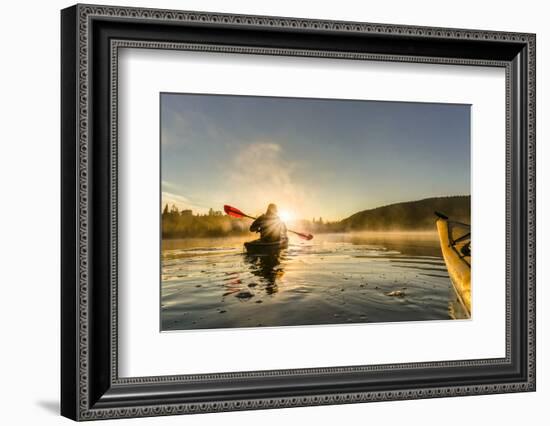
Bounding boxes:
[249,204,288,242]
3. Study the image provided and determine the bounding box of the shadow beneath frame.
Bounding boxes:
[36,400,59,415]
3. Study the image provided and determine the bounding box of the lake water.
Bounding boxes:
[161,232,468,331]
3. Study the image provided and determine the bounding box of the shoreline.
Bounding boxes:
[162,230,441,251]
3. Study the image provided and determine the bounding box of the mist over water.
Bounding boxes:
[161,232,468,331]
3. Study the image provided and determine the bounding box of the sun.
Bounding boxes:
[279,209,294,222]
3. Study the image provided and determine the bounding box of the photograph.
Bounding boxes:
[160,93,471,331]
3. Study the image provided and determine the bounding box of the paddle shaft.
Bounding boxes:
[242,213,309,240]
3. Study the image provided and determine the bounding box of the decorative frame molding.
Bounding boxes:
[61,4,535,421]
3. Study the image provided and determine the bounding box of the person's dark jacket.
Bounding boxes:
[249,214,287,242]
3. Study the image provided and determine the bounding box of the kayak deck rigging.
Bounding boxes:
[435,212,471,317]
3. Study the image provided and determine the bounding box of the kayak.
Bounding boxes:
[435,212,471,317]
[244,238,288,254]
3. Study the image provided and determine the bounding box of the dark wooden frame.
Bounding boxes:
[61,4,536,421]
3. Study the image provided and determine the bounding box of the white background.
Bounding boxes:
[0,0,547,425]
[119,50,506,377]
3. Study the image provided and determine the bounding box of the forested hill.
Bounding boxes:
[338,196,470,231]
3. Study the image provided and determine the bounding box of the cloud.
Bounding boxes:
[161,191,189,209]
[161,106,227,147]
[162,189,223,215]
[161,191,211,215]
[225,142,315,218]
[161,109,189,146]
[161,180,178,190]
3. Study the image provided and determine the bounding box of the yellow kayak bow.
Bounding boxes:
[435,212,471,317]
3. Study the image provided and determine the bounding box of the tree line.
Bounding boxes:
[161,205,339,239]
[162,205,250,238]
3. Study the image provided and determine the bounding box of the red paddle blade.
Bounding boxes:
[224,205,246,218]
[292,231,314,241]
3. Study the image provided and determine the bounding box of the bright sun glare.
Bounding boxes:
[279,210,293,222]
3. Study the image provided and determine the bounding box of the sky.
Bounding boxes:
[161,93,470,222]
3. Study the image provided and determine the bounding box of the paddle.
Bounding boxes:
[224,205,314,241]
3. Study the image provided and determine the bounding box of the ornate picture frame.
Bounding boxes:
[61,4,535,420]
